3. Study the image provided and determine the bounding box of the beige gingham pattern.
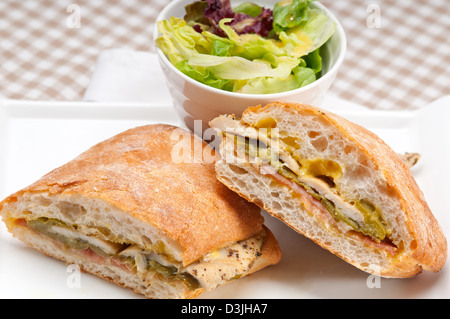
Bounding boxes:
[1,0,449,109]
[0,0,168,100]
[321,0,450,109]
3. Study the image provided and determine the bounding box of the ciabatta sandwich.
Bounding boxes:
[210,101,447,278]
[0,124,281,299]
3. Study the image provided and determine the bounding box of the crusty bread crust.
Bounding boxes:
[0,124,282,298]
[320,105,447,273]
[0,124,265,266]
[214,101,447,277]
[250,225,282,273]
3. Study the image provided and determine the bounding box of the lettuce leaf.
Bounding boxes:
[236,65,316,94]
[303,48,322,74]
[284,7,336,55]
[175,60,233,90]
[274,0,336,56]
[184,1,209,25]
[212,18,285,60]
[273,0,314,33]
[156,17,213,64]
[187,54,300,80]
[233,2,263,17]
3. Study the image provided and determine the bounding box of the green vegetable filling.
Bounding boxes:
[27,218,113,256]
[148,260,200,290]
[27,217,200,290]
[231,133,391,243]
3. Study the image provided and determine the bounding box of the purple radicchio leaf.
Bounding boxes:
[203,0,274,38]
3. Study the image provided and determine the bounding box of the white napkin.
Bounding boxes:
[83,48,171,104]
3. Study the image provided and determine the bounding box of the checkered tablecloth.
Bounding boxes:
[1,0,449,110]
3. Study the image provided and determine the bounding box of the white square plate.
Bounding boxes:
[0,96,449,298]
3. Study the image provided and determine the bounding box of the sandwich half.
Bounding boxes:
[210,101,447,278]
[0,124,281,299]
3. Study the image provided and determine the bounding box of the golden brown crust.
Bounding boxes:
[0,124,265,266]
[326,112,447,274]
[243,101,447,275]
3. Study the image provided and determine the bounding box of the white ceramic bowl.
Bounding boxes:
[153,0,346,133]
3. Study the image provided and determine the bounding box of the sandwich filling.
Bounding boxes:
[212,115,396,252]
[12,215,266,292]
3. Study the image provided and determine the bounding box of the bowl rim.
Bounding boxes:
[153,0,347,99]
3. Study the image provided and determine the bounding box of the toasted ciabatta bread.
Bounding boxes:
[0,124,281,299]
[210,101,447,278]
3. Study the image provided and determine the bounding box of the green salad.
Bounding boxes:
[156,0,336,94]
